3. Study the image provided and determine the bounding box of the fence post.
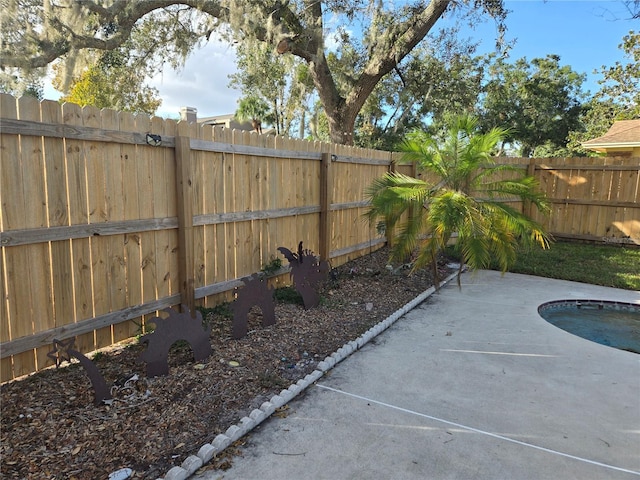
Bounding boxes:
[319,152,332,261]
[525,157,537,218]
[386,152,399,247]
[175,128,196,316]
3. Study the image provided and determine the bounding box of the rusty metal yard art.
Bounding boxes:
[278,242,330,309]
[47,337,112,406]
[137,305,212,377]
[231,273,276,339]
[40,245,325,407]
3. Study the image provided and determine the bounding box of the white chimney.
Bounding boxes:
[179,106,198,123]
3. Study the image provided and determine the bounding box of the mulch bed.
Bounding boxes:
[0,247,452,479]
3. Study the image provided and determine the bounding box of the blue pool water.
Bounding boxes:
[538,300,640,354]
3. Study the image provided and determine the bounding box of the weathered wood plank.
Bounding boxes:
[0,117,174,147]
[190,137,322,160]
[119,112,144,339]
[320,152,332,261]
[193,205,320,226]
[15,96,50,375]
[546,198,639,208]
[175,126,196,314]
[0,294,182,358]
[535,164,640,171]
[333,154,391,166]
[1,218,179,246]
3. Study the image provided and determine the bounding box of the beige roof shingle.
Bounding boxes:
[583,119,640,147]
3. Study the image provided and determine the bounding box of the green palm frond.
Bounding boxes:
[365,113,551,286]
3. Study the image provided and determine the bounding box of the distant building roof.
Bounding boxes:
[582,119,640,152]
[179,106,274,134]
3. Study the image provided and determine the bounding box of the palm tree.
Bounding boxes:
[366,114,551,287]
[235,95,274,134]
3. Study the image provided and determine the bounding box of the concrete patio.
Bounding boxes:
[192,270,640,480]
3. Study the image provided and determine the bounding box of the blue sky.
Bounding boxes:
[468,1,636,94]
[44,1,637,119]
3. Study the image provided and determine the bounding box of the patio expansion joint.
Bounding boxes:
[315,384,640,478]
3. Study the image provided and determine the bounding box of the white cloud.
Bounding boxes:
[41,37,240,119]
[151,38,241,118]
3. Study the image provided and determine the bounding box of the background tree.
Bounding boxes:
[0,69,45,100]
[567,31,639,154]
[623,0,640,17]
[229,39,314,137]
[353,29,489,149]
[235,95,274,133]
[478,54,586,157]
[0,0,507,145]
[366,114,550,286]
[53,49,162,114]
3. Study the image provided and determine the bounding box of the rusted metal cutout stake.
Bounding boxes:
[231,273,276,339]
[47,338,112,406]
[137,305,212,377]
[278,241,329,309]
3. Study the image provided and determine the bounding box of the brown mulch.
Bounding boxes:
[0,247,453,479]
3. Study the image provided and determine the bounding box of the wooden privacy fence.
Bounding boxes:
[526,157,639,245]
[414,156,639,245]
[0,94,393,381]
[486,157,639,245]
[1,93,638,382]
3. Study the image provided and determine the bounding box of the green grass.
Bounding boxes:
[508,242,640,290]
[448,241,640,291]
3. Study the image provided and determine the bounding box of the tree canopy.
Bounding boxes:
[477,54,586,157]
[53,48,162,114]
[0,0,508,144]
[566,30,639,155]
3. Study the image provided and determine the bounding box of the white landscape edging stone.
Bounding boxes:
[159,270,459,479]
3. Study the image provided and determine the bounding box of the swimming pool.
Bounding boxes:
[538,300,640,354]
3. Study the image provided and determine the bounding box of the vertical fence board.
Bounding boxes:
[247,132,261,270]
[18,96,52,375]
[320,152,331,261]
[192,124,205,300]
[80,106,109,349]
[617,158,639,241]
[60,102,95,356]
[1,95,28,380]
[152,118,172,308]
[175,122,195,314]
[107,110,129,342]
[6,98,34,377]
[234,130,252,277]
[41,99,75,355]
[204,124,217,290]
[211,127,230,302]
[135,115,156,332]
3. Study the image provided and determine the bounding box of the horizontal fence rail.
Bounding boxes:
[1,94,638,381]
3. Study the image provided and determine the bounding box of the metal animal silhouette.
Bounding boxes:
[231,273,276,339]
[277,242,329,309]
[137,305,212,377]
